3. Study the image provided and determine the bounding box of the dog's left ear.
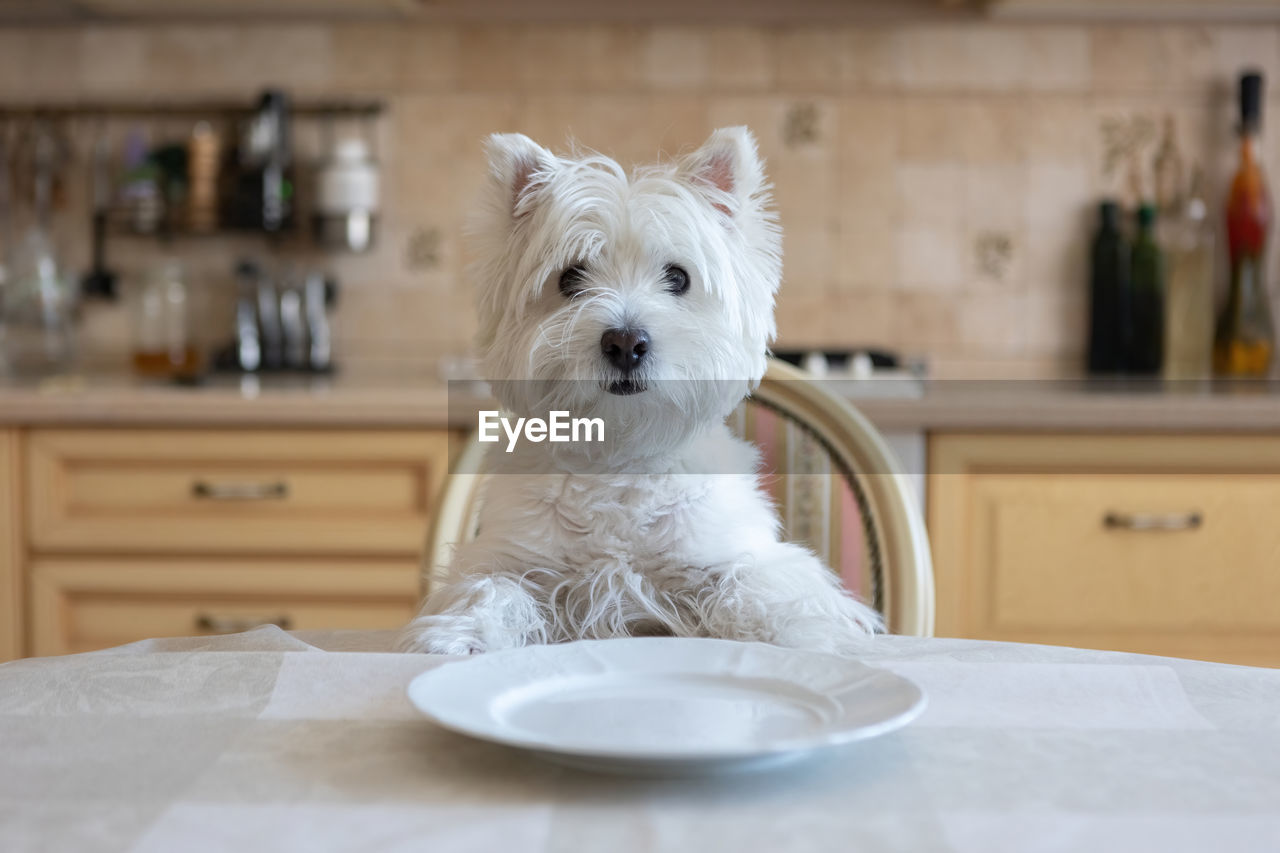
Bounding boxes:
[679,126,766,218]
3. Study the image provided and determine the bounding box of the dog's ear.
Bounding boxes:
[680,127,766,218]
[484,133,557,219]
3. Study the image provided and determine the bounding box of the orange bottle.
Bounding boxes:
[1214,71,1275,377]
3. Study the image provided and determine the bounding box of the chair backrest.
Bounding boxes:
[423,358,935,636]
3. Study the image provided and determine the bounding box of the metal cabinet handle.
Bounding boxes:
[195,613,293,634]
[1103,511,1203,531]
[191,480,288,501]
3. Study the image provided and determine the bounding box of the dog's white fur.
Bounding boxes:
[397,127,881,656]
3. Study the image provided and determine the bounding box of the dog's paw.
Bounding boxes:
[395,619,487,656]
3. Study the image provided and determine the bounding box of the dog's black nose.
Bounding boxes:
[600,327,650,373]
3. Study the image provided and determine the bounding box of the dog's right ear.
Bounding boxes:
[484,133,556,219]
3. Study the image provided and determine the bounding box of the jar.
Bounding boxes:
[132,258,199,378]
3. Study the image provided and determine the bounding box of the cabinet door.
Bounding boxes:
[929,434,1280,667]
[0,431,21,662]
[29,559,420,657]
[27,429,449,556]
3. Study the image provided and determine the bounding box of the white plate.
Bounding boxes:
[406,637,926,775]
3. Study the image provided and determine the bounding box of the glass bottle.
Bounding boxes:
[1087,200,1130,374]
[1163,181,1215,381]
[131,257,199,378]
[1129,204,1165,374]
[1214,71,1275,377]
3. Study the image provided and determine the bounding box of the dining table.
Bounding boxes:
[2,626,1278,853]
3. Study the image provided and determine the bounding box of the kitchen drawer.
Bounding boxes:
[27,429,449,556]
[29,559,421,656]
[930,434,1280,667]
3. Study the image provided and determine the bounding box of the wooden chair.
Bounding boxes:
[423,358,935,636]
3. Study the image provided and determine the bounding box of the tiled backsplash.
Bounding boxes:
[2,21,1278,378]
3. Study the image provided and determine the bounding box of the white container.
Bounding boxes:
[314,138,380,253]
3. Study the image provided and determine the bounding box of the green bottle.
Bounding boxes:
[1129,204,1165,374]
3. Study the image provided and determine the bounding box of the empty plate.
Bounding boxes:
[406,637,925,775]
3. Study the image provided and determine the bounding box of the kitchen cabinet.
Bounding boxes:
[0,431,21,662]
[928,433,1280,667]
[29,559,420,657]
[16,428,453,658]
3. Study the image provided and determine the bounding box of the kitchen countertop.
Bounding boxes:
[3,372,1280,432]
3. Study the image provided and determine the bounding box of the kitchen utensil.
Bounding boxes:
[407,637,926,776]
[303,270,334,373]
[232,260,261,372]
[278,279,306,370]
[255,267,283,370]
[81,131,118,300]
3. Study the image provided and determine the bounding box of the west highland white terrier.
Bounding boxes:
[397,127,881,656]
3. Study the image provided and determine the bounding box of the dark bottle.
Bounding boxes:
[1214,70,1275,377]
[1087,200,1130,374]
[1129,203,1165,374]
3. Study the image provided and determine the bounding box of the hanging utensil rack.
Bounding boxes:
[0,99,383,121]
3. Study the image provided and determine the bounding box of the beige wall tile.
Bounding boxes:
[1090,26,1161,93]
[1021,26,1091,92]
[776,28,842,91]
[458,26,522,91]
[0,30,81,99]
[1024,216,1088,296]
[780,222,836,297]
[837,96,898,170]
[964,164,1026,231]
[709,26,776,91]
[399,26,460,91]
[897,226,964,292]
[898,25,969,93]
[774,291,833,346]
[520,25,643,92]
[1090,25,1211,94]
[836,221,898,290]
[330,23,402,92]
[840,163,899,232]
[1212,26,1280,88]
[1023,289,1087,359]
[821,290,896,347]
[890,292,961,353]
[150,25,331,97]
[957,99,1028,165]
[643,26,711,91]
[842,28,901,91]
[1025,96,1091,163]
[896,97,966,163]
[963,28,1028,93]
[956,292,1027,356]
[898,163,965,228]
[78,28,147,95]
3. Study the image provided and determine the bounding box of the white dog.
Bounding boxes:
[397,127,881,656]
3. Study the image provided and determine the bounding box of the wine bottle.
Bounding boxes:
[1087,200,1130,374]
[1129,203,1165,374]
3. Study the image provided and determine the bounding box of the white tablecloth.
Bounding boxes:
[2,628,1278,853]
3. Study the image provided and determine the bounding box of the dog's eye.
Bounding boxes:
[558,265,587,297]
[663,265,690,296]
